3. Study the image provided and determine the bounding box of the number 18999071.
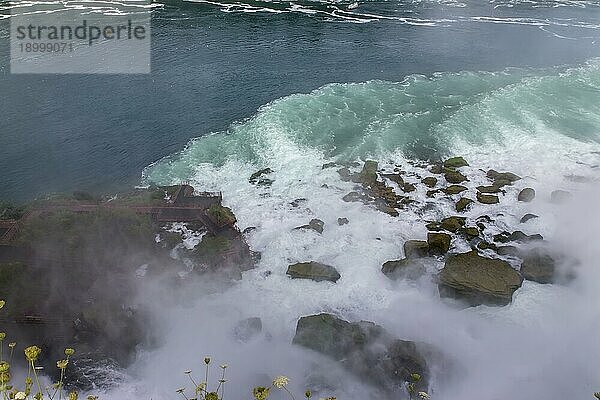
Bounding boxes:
[19,42,73,53]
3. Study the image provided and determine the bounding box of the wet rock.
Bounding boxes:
[477,193,499,204]
[286,262,340,283]
[359,160,379,184]
[381,258,426,281]
[421,177,438,188]
[520,213,539,223]
[444,170,468,184]
[342,191,368,203]
[293,314,429,395]
[427,232,451,255]
[477,241,498,251]
[249,168,274,186]
[443,157,469,169]
[494,231,543,243]
[295,219,325,234]
[290,198,308,208]
[551,190,572,204]
[520,249,556,284]
[518,188,536,202]
[455,197,474,212]
[430,164,443,174]
[459,226,479,239]
[443,185,468,195]
[402,183,417,193]
[382,173,404,186]
[477,185,504,194]
[426,189,440,198]
[438,251,523,306]
[233,317,263,342]
[242,226,257,235]
[440,216,466,233]
[337,217,349,226]
[337,168,354,182]
[496,245,522,258]
[425,222,443,231]
[486,170,521,183]
[404,240,429,258]
[322,162,337,169]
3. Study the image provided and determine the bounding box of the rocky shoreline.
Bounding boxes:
[0,154,590,395]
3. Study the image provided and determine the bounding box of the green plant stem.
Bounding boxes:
[283,386,296,400]
[32,361,44,399]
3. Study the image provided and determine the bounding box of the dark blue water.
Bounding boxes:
[0,0,599,202]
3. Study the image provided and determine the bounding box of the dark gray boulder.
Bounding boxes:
[233,317,263,342]
[427,232,451,255]
[520,249,556,284]
[518,188,536,202]
[404,240,429,258]
[382,258,426,281]
[293,314,429,395]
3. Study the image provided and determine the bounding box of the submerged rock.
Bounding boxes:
[443,157,469,169]
[337,217,349,226]
[476,185,504,194]
[249,168,274,186]
[493,230,543,243]
[455,197,474,212]
[520,249,556,284]
[233,317,263,342]
[518,188,536,202]
[293,314,429,394]
[427,232,451,255]
[551,190,572,204]
[404,240,429,258]
[381,258,426,281]
[286,262,340,282]
[459,226,479,239]
[438,251,523,306]
[359,160,379,184]
[295,219,325,234]
[520,213,539,223]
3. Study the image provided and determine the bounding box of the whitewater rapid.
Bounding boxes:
[92,59,600,400]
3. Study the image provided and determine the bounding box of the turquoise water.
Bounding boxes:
[1,0,600,200]
[143,59,600,183]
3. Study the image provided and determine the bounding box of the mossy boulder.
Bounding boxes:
[206,204,237,227]
[459,226,479,239]
[477,185,504,194]
[293,314,429,395]
[444,185,468,195]
[402,183,417,193]
[404,240,429,258]
[455,197,474,212]
[444,170,468,184]
[518,188,536,202]
[438,251,523,306]
[427,232,451,255]
[520,249,556,284]
[381,258,426,281]
[477,193,499,204]
[359,160,379,184]
[421,177,438,188]
[486,170,521,183]
[337,217,349,226]
[440,216,466,233]
[286,262,340,282]
[443,157,469,169]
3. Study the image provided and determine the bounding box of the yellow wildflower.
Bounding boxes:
[418,392,430,399]
[253,386,270,400]
[0,300,5,309]
[24,346,42,362]
[69,391,79,400]
[57,359,69,369]
[0,362,9,373]
[15,392,26,400]
[64,348,75,357]
[305,390,311,398]
[205,392,219,400]
[0,332,5,341]
[8,342,16,349]
[272,376,289,388]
